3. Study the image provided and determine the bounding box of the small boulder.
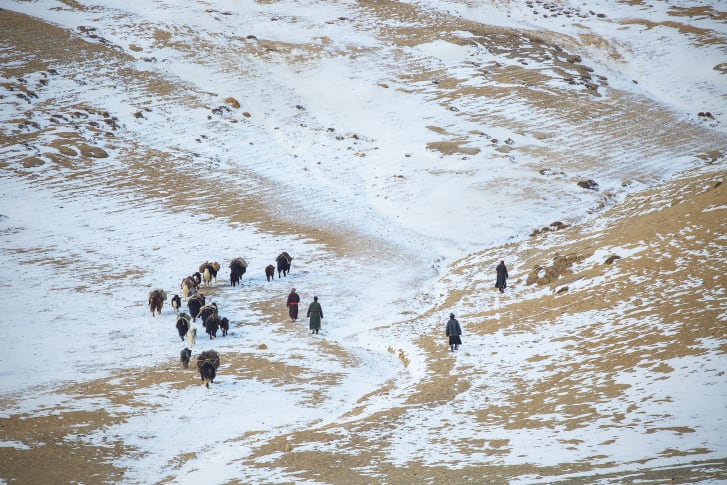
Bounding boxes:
[577,179,599,191]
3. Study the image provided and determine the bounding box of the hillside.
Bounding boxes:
[1,1,725,484]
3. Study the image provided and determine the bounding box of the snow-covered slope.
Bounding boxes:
[0,1,725,483]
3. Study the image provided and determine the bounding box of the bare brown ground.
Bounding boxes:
[1,5,726,485]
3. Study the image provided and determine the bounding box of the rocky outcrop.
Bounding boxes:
[526,253,583,285]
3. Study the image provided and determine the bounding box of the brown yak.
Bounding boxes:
[148,288,167,316]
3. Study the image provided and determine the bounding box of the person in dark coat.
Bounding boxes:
[495,260,509,293]
[446,313,462,352]
[286,288,300,321]
[307,296,323,334]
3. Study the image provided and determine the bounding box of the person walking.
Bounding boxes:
[286,288,300,321]
[307,296,323,334]
[446,313,462,352]
[495,260,509,293]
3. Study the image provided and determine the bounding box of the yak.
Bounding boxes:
[181,275,199,301]
[198,302,218,326]
[187,325,197,347]
[197,349,220,388]
[276,252,292,278]
[199,261,220,287]
[265,264,275,282]
[175,313,191,341]
[187,293,206,322]
[180,348,192,369]
[171,294,182,314]
[229,258,247,286]
[148,289,167,316]
[205,313,221,340]
[198,360,215,388]
[220,317,229,337]
[230,270,241,287]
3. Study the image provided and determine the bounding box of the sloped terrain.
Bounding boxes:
[0,1,725,483]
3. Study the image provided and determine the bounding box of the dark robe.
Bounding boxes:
[495,262,509,291]
[307,300,323,330]
[286,291,300,320]
[446,317,462,345]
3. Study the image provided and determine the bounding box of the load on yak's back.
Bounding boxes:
[148,288,167,316]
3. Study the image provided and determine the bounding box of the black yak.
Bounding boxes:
[220,317,229,337]
[198,360,215,388]
[176,313,191,341]
[265,264,275,282]
[197,350,220,388]
[205,313,220,340]
[187,294,206,322]
[180,348,192,369]
[229,257,247,286]
[198,302,218,326]
[148,289,167,316]
[230,270,241,287]
[171,294,182,314]
[276,252,292,278]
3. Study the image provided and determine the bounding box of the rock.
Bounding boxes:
[21,156,45,168]
[57,145,78,156]
[566,54,582,63]
[526,253,582,285]
[604,255,621,265]
[224,97,240,109]
[578,179,599,190]
[78,145,108,158]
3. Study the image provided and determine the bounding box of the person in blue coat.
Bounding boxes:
[446,313,462,352]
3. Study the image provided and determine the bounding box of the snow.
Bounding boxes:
[1,0,725,483]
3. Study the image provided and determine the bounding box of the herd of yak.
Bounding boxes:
[147,252,293,388]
